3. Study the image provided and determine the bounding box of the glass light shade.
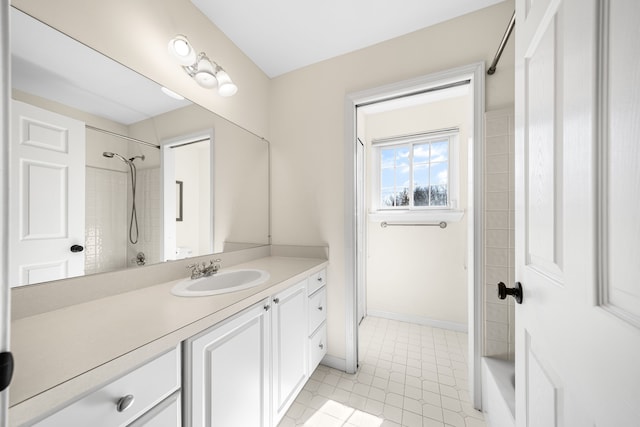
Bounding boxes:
[160,86,185,100]
[194,55,217,88]
[168,35,196,66]
[215,69,238,97]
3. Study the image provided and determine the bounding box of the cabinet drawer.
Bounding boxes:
[308,268,326,295]
[307,286,327,334]
[127,391,181,427]
[308,323,327,373]
[34,348,180,427]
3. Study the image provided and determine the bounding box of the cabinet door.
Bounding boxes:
[185,299,270,427]
[272,280,308,424]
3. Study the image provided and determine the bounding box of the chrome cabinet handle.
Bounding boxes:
[264,304,270,311]
[116,394,135,412]
[317,306,323,311]
[319,343,324,350]
[273,297,280,304]
[317,277,323,282]
[497,282,523,304]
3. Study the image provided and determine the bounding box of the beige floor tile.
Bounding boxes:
[278,317,486,427]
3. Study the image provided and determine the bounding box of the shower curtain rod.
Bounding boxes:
[85,124,160,149]
[487,11,515,75]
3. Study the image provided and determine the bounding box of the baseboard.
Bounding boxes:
[367,310,468,333]
[320,354,346,372]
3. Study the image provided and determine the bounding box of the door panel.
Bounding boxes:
[10,100,85,287]
[515,0,640,426]
[601,0,640,325]
[21,160,67,238]
[525,14,563,281]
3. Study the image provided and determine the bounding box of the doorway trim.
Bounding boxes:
[344,62,485,409]
[161,129,215,261]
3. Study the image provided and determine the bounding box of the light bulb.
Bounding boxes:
[215,69,238,97]
[168,35,196,66]
[194,55,217,88]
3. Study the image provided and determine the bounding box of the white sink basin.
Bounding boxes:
[171,269,270,297]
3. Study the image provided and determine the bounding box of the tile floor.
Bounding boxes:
[278,316,486,427]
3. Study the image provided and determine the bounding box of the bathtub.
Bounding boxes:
[482,357,515,427]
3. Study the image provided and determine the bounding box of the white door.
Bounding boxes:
[514,0,640,426]
[272,280,307,424]
[1,2,10,424]
[10,100,85,287]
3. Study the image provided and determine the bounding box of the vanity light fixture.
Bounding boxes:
[168,34,238,97]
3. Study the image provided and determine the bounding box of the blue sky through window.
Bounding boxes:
[379,137,449,208]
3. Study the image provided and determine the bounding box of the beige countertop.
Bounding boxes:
[9,254,328,425]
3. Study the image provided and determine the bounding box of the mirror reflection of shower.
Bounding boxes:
[102,151,145,244]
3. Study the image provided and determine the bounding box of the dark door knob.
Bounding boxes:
[497,282,523,304]
[70,244,84,253]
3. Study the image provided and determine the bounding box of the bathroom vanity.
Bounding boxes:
[8,246,328,426]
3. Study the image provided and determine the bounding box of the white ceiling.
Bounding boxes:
[191,0,505,77]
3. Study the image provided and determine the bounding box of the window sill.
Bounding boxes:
[368,209,465,224]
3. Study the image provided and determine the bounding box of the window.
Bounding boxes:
[374,131,458,212]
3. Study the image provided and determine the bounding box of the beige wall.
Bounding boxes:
[269,1,515,360]
[12,0,271,138]
[13,0,516,363]
[363,95,471,327]
[129,105,270,253]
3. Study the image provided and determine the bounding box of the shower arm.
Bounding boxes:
[487,11,515,75]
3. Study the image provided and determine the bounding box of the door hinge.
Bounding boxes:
[0,352,14,392]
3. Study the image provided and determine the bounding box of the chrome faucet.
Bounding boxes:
[186,259,222,279]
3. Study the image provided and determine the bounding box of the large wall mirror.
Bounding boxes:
[9,7,270,288]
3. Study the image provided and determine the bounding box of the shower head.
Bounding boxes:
[103,151,130,164]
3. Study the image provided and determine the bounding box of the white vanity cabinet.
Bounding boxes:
[183,269,325,427]
[183,298,271,427]
[307,268,327,373]
[271,279,308,424]
[33,348,180,427]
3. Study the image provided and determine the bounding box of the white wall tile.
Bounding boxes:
[485,248,508,267]
[485,154,509,173]
[484,109,515,359]
[485,135,509,156]
[485,191,509,210]
[485,230,509,248]
[485,211,509,230]
[485,320,509,342]
[486,173,509,192]
[485,266,508,286]
[485,115,509,137]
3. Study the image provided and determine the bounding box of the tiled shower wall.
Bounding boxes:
[132,167,162,267]
[85,167,128,275]
[483,109,515,360]
[85,166,162,275]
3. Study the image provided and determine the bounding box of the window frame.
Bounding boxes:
[370,129,462,221]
